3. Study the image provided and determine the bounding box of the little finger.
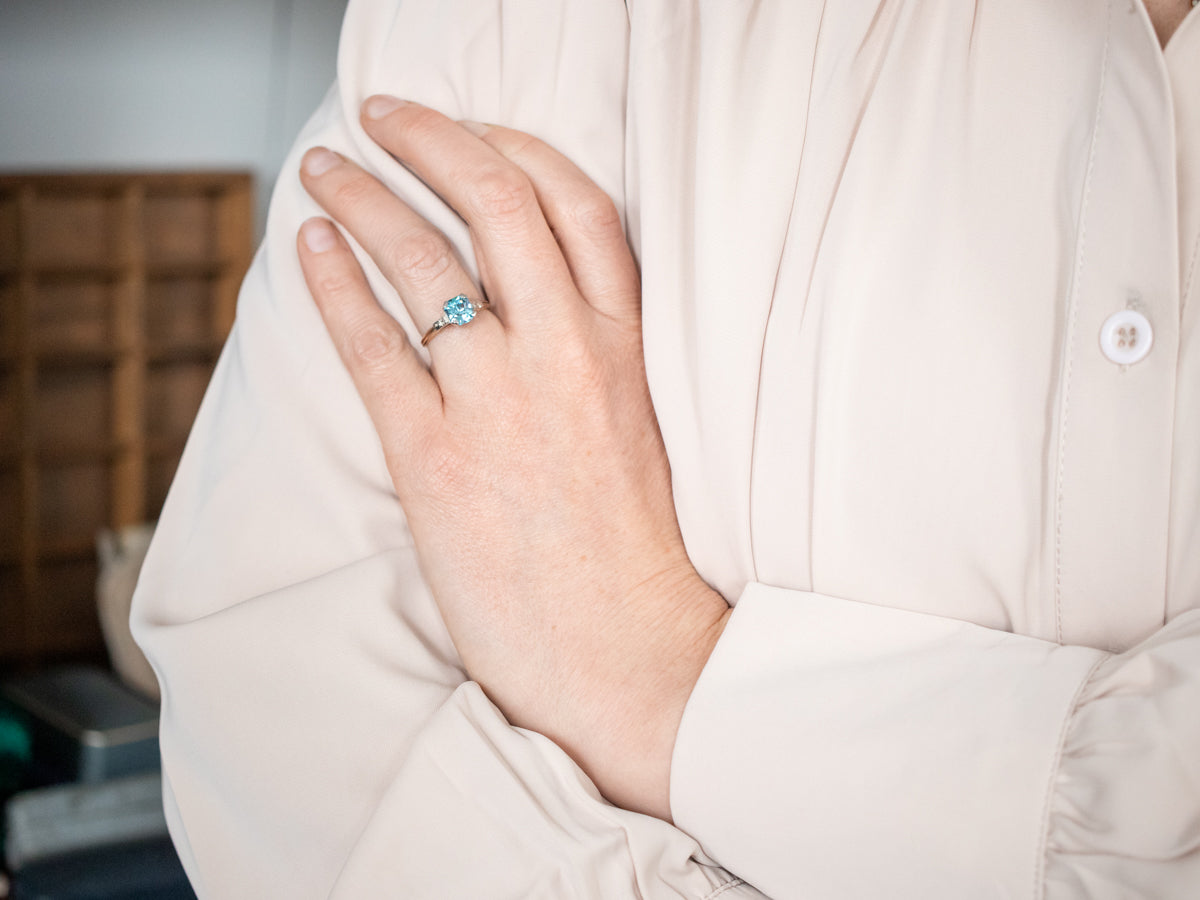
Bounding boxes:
[462,122,640,327]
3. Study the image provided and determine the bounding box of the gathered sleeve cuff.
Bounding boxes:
[1045,613,1200,896]
[671,583,1200,899]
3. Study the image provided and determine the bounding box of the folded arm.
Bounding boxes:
[673,584,1200,898]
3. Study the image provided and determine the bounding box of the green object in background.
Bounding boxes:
[1,705,33,868]
[1,702,34,866]
[0,703,32,793]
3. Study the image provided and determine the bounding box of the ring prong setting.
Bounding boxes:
[421,294,490,346]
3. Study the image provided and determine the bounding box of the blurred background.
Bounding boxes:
[1,0,349,235]
[0,1,348,895]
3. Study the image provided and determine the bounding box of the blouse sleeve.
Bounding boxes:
[131,2,756,897]
[670,583,1200,899]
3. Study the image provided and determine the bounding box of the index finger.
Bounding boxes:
[297,216,442,484]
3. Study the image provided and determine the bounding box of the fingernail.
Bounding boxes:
[301,218,338,253]
[363,95,408,120]
[303,147,341,177]
[459,120,490,137]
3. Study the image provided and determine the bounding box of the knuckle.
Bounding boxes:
[329,173,376,210]
[344,320,405,374]
[311,267,358,301]
[554,327,609,390]
[387,230,455,285]
[568,191,622,237]
[499,132,542,161]
[401,104,446,145]
[470,166,536,221]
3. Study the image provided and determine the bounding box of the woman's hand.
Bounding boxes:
[295,97,729,820]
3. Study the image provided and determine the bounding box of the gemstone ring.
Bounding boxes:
[421,294,491,347]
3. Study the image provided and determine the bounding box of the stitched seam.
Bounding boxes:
[1031,655,1106,900]
[1182,209,1200,312]
[701,878,748,900]
[1053,0,1113,646]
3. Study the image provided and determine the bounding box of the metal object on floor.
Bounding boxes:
[0,667,159,786]
[5,772,169,872]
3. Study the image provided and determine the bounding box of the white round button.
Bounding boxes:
[1099,309,1152,365]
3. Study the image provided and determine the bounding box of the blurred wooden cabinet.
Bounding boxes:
[0,172,253,669]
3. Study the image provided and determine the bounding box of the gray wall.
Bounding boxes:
[0,0,349,237]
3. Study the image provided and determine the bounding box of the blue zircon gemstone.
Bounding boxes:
[444,294,475,325]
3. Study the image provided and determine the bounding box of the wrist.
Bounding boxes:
[562,567,730,820]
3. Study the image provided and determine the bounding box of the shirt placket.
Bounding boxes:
[1164,14,1200,619]
[1053,4,1181,649]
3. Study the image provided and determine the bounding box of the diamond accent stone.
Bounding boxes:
[443,294,475,326]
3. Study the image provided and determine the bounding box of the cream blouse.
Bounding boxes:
[132,1,1200,897]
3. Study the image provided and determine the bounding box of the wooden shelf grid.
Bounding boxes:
[0,172,253,669]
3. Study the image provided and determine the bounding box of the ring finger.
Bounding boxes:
[299,146,504,382]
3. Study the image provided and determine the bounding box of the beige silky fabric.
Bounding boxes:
[132,1,1200,897]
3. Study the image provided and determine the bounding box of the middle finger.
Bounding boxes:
[359,98,580,333]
